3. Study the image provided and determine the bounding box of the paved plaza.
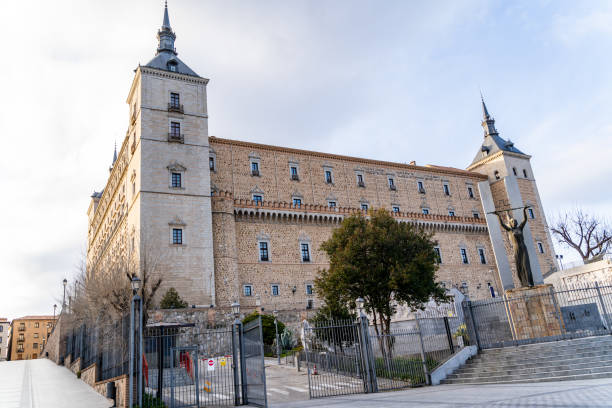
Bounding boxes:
[273,377,612,407]
[0,359,110,408]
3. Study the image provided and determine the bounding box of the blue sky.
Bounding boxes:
[1,0,610,319]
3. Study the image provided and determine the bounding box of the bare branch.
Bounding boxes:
[551,208,611,263]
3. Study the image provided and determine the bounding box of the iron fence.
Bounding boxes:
[464,282,612,350]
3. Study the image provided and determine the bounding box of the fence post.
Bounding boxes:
[303,321,313,399]
[443,317,454,352]
[415,317,430,385]
[239,322,248,405]
[129,298,135,408]
[231,324,241,406]
[466,301,481,350]
[138,297,143,407]
[358,316,377,393]
[595,281,612,333]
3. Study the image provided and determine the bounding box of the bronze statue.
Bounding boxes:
[493,206,534,287]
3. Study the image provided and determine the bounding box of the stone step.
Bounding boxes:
[448,360,612,379]
[470,347,612,363]
[478,336,612,354]
[463,352,612,369]
[442,370,612,385]
[455,356,612,375]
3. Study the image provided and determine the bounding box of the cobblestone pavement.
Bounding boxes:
[274,377,612,407]
[0,359,111,408]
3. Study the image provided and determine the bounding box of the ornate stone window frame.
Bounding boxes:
[249,152,261,176]
[323,164,334,185]
[243,284,253,297]
[167,161,187,190]
[289,159,300,181]
[169,216,187,246]
[299,233,312,263]
[270,284,280,297]
[257,232,271,263]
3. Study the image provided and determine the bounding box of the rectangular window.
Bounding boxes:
[209,157,215,171]
[361,203,368,211]
[473,212,480,219]
[443,184,450,196]
[251,162,259,175]
[170,92,180,108]
[259,242,269,261]
[461,248,469,264]
[301,243,311,262]
[478,248,487,264]
[34,323,39,328]
[172,228,183,245]
[392,206,400,213]
[290,166,299,180]
[171,172,182,188]
[33,343,38,349]
[434,247,442,263]
[422,208,430,215]
[293,198,302,207]
[328,201,336,208]
[306,284,313,295]
[243,285,252,297]
[448,211,455,217]
[523,169,528,178]
[170,121,181,137]
[388,178,395,189]
[271,284,279,296]
[417,181,425,193]
[467,186,474,198]
[357,174,364,186]
[307,299,314,309]
[537,242,545,254]
[325,170,333,184]
[528,208,535,219]
[33,333,38,338]
[252,195,263,205]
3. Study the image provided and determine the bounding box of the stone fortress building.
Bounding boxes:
[86,4,557,313]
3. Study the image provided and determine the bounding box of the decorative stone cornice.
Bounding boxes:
[467,150,532,171]
[139,66,210,85]
[216,190,488,233]
[209,137,488,181]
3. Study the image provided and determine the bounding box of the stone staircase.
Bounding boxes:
[442,335,612,385]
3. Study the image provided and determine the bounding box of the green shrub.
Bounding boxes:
[374,356,438,385]
[133,392,167,408]
[160,288,188,309]
[242,311,285,346]
[76,370,81,379]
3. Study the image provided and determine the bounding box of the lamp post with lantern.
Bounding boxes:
[231,302,243,405]
[62,278,67,310]
[128,275,143,408]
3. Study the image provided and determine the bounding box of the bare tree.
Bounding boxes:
[551,209,612,263]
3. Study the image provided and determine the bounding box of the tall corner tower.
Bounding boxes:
[126,3,215,306]
[468,98,556,290]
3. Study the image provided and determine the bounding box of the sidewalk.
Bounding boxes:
[0,359,111,408]
[274,377,612,407]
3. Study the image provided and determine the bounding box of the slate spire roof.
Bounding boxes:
[144,1,199,77]
[470,97,526,166]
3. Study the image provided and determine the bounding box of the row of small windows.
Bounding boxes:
[433,246,488,265]
[243,283,314,298]
[494,167,529,180]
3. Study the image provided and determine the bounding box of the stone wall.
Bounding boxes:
[40,314,63,363]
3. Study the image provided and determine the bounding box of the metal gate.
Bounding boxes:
[242,317,267,407]
[169,346,200,407]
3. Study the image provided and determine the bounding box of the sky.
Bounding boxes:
[1,0,611,320]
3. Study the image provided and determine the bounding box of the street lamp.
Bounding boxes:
[129,275,143,408]
[231,302,241,322]
[62,278,67,308]
[230,301,242,406]
[53,304,57,321]
[273,310,280,364]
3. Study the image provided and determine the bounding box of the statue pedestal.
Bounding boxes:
[505,284,565,340]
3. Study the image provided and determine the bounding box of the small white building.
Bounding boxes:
[544,258,612,289]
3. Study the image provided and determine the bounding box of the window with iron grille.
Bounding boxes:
[253,195,263,205]
[243,285,252,297]
[325,170,333,184]
[473,212,480,219]
[171,172,181,188]
[460,248,469,264]
[361,203,368,211]
[306,284,313,295]
[392,206,400,213]
[301,243,310,262]
[172,228,183,245]
[448,210,455,217]
[170,121,181,137]
[388,178,395,188]
[259,241,269,261]
[417,181,425,193]
[422,208,430,215]
[251,162,259,173]
[209,157,215,171]
[290,166,299,179]
[328,201,336,208]
[293,198,301,208]
[271,285,279,296]
[357,174,364,185]
[467,186,474,198]
[478,248,487,264]
[170,92,180,108]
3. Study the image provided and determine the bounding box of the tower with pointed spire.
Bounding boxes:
[468,98,557,290]
[87,2,216,307]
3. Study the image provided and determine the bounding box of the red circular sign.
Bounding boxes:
[208,359,214,366]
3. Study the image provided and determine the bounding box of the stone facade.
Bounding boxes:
[505,284,564,340]
[86,6,557,316]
